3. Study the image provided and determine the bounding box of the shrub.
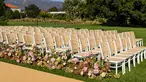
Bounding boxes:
[0,16,8,26]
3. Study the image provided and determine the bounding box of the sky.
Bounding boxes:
[53,0,64,2]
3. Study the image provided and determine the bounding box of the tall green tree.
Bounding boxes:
[25,4,40,18]
[12,10,20,19]
[5,10,13,19]
[0,0,7,25]
[0,0,5,17]
[63,0,86,19]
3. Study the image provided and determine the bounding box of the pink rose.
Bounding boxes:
[28,52,34,57]
[72,58,79,63]
[6,48,10,52]
[51,66,55,69]
[44,55,49,59]
[93,69,99,75]
[94,63,99,69]
[82,67,88,73]
[83,61,88,66]
[16,59,20,63]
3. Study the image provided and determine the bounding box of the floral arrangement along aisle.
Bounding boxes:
[0,43,119,79]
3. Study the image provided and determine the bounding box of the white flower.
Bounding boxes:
[31,57,35,61]
[48,54,52,57]
[23,56,27,60]
[74,66,77,70]
[51,58,56,63]
[47,60,50,64]
[28,57,31,61]
[80,71,84,76]
[8,53,11,56]
[88,70,92,77]
[63,62,66,66]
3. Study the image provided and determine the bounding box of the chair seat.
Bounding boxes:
[126,47,145,53]
[56,47,70,52]
[106,57,125,63]
[91,48,100,54]
[136,38,143,42]
[118,52,134,56]
[73,51,92,58]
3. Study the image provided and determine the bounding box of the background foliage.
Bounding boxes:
[64,0,146,26]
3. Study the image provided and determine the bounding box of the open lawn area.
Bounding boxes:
[2,21,146,82]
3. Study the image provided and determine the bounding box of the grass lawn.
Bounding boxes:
[5,21,146,82]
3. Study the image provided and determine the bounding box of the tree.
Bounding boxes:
[12,10,20,19]
[63,0,146,26]
[48,7,58,12]
[5,10,13,19]
[39,11,48,18]
[63,0,86,19]
[25,4,40,18]
[0,0,7,25]
[0,0,5,17]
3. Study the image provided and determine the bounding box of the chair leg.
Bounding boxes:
[137,54,140,64]
[144,50,146,59]
[97,54,101,62]
[122,61,125,75]
[116,63,118,75]
[142,40,143,46]
[133,56,136,67]
[128,59,131,71]
[141,51,144,62]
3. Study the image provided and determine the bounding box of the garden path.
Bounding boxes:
[0,62,82,82]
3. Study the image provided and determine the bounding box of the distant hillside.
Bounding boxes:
[4,0,63,10]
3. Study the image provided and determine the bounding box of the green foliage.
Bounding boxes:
[63,0,146,26]
[0,0,7,25]
[5,10,21,19]
[5,10,13,19]
[0,16,8,25]
[48,7,58,12]
[25,4,40,18]
[12,10,20,19]
[39,11,48,18]
[0,0,5,17]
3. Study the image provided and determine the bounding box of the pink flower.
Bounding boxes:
[16,59,20,63]
[93,69,99,75]
[72,58,79,63]
[82,67,88,73]
[44,55,49,59]
[28,52,34,57]
[4,52,7,55]
[51,66,55,69]
[94,63,99,69]
[83,61,88,66]
[6,48,10,52]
